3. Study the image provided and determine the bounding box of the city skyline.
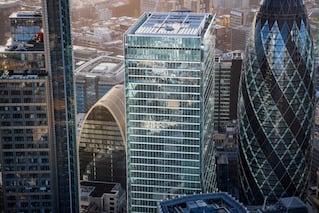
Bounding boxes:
[0,0,318,212]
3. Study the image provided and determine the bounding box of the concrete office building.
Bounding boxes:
[214,50,243,131]
[213,0,249,10]
[124,12,216,212]
[74,56,124,113]
[230,9,245,28]
[80,181,126,213]
[231,26,250,51]
[215,122,239,198]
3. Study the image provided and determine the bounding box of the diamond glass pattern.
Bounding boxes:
[238,0,315,205]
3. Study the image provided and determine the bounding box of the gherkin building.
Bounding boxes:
[238,0,315,205]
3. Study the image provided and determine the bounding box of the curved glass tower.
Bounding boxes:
[79,85,126,188]
[238,0,315,205]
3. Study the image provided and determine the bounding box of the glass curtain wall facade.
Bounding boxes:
[238,0,315,205]
[42,0,79,212]
[125,12,216,212]
[0,0,79,212]
[79,85,126,188]
[0,61,52,212]
[0,12,53,213]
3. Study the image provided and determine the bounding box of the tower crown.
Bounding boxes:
[258,0,307,21]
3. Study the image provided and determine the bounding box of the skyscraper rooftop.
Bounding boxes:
[132,12,209,36]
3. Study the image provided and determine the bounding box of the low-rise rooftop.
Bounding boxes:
[0,0,20,8]
[75,55,124,85]
[9,10,41,19]
[158,192,248,213]
[81,181,117,197]
[278,197,308,211]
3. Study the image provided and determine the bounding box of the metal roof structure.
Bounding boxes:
[158,192,248,213]
[75,56,124,85]
[134,12,209,36]
[9,10,41,19]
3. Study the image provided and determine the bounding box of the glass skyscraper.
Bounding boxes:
[0,0,79,212]
[125,12,216,212]
[43,0,79,212]
[238,0,315,205]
